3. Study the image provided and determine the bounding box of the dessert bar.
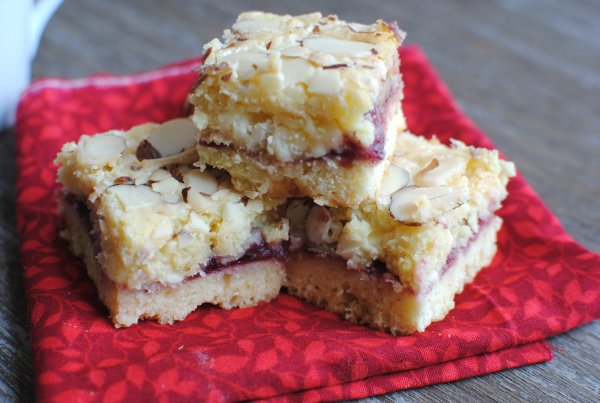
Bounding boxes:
[283,131,516,334]
[189,11,406,207]
[55,119,289,327]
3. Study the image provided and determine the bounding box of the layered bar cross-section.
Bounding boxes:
[55,118,289,327]
[282,131,516,334]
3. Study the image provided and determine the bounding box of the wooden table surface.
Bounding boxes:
[1,0,598,401]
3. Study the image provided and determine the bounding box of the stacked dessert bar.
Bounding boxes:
[56,12,515,334]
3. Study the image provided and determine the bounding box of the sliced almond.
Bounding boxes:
[148,169,171,183]
[280,46,310,58]
[232,19,282,32]
[186,190,215,212]
[286,200,311,228]
[151,177,181,195]
[281,57,315,86]
[166,164,184,183]
[303,37,375,58]
[415,157,467,187]
[175,229,194,248]
[83,134,126,165]
[146,119,197,158]
[107,185,162,211]
[222,202,245,224]
[307,69,342,96]
[136,140,162,161]
[429,190,471,213]
[113,176,133,185]
[305,205,336,244]
[389,187,455,225]
[183,170,218,196]
[381,163,411,196]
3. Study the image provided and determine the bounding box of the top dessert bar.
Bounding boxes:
[189,11,406,207]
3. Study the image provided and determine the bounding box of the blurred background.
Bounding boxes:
[1,0,599,401]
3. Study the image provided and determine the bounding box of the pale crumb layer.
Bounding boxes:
[284,216,501,334]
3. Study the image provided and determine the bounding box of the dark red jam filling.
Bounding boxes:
[58,189,287,280]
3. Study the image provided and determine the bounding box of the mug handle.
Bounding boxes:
[30,0,65,59]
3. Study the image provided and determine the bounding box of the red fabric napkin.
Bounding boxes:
[15,46,600,403]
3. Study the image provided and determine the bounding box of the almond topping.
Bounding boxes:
[130,165,142,171]
[221,73,232,82]
[183,170,218,196]
[107,185,162,211]
[415,157,467,187]
[203,47,212,63]
[182,187,190,203]
[381,163,411,196]
[305,205,336,244]
[232,19,282,32]
[114,176,133,185]
[190,74,208,93]
[323,64,348,69]
[148,169,171,183]
[313,26,320,34]
[136,140,162,161]
[166,164,184,183]
[83,134,127,165]
[266,41,272,50]
[303,37,375,58]
[389,187,470,226]
[147,118,197,158]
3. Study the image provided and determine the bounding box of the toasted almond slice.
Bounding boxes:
[147,119,197,158]
[281,58,315,85]
[83,134,126,165]
[186,190,216,212]
[280,46,310,58]
[305,205,336,244]
[148,169,171,183]
[113,176,133,185]
[151,177,181,196]
[107,184,162,211]
[183,170,218,196]
[232,19,282,32]
[175,229,194,248]
[429,190,471,212]
[303,37,375,58]
[307,69,342,96]
[415,157,467,187]
[136,140,161,161]
[389,187,455,225]
[223,202,245,224]
[166,164,184,183]
[381,163,411,196]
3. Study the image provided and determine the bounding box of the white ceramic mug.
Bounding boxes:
[0,0,64,129]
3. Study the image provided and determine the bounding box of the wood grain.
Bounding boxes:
[0,0,597,401]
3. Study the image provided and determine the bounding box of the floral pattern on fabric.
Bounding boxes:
[15,46,600,403]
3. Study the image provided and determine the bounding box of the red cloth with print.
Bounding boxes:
[15,46,600,403]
